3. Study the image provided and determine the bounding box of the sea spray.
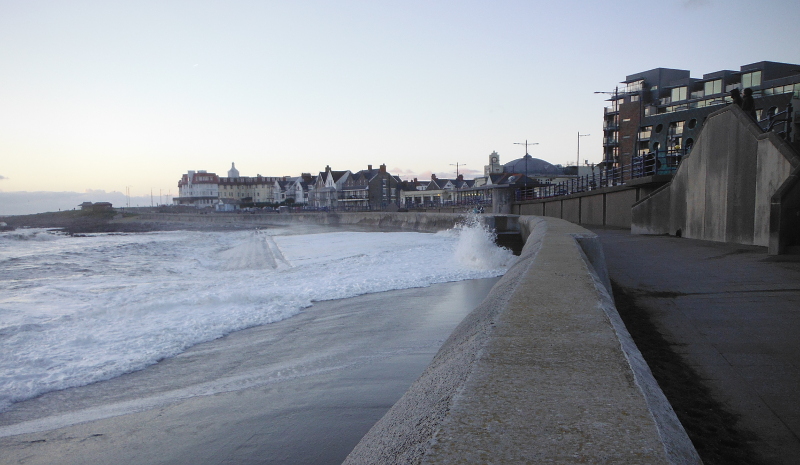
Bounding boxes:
[452,214,517,270]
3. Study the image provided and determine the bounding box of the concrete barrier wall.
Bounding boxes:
[344,216,700,464]
[517,202,544,216]
[543,200,562,218]
[605,189,638,228]
[561,197,580,223]
[133,212,467,233]
[580,193,604,226]
[632,105,800,252]
[513,179,669,229]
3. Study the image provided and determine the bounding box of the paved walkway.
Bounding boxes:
[593,228,800,465]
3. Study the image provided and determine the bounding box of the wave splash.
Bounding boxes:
[451,214,517,270]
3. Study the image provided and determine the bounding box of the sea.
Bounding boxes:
[0,219,516,413]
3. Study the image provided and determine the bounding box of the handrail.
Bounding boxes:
[515,149,686,201]
[760,102,793,141]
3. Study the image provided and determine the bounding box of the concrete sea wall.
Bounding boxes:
[128,211,698,462]
[511,178,670,229]
[132,211,468,233]
[344,215,700,464]
[631,105,800,253]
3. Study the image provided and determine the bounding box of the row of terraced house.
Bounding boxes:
[173,149,572,211]
[173,162,483,211]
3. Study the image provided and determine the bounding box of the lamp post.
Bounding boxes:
[577,132,590,172]
[449,162,466,178]
[513,140,539,190]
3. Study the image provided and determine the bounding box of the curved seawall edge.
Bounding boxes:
[344,215,701,465]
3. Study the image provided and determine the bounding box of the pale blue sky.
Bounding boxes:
[1,0,799,205]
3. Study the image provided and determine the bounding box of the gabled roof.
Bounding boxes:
[426,177,462,190]
[351,169,378,182]
[330,170,349,182]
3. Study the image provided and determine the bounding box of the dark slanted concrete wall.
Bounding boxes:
[632,105,799,251]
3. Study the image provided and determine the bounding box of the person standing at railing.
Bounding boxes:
[730,88,743,107]
[742,88,757,120]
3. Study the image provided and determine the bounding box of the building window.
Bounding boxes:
[704,79,722,96]
[671,86,687,102]
[742,71,762,88]
[626,80,644,93]
[669,121,685,136]
[630,95,639,102]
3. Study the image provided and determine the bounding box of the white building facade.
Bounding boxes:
[174,170,220,207]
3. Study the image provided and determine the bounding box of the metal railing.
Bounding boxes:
[403,197,492,210]
[515,149,686,201]
[759,102,793,141]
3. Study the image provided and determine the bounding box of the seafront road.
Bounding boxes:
[594,228,800,465]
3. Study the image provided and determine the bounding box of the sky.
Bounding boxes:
[1,0,799,214]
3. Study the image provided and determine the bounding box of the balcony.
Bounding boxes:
[603,122,619,131]
[604,106,619,115]
[638,130,652,140]
[602,137,619,147]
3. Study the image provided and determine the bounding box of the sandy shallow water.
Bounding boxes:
[0,277,499,465]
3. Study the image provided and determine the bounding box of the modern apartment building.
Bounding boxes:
[602,61,800,178]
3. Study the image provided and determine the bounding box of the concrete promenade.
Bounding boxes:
[593,228,800,464]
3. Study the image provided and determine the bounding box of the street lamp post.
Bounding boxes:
[577,132,590,172]
[449,162,466,204]
[449,162,466,178]
[513,140,539,190]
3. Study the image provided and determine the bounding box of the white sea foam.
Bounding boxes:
[0,222,514,411]
[452,214,517,270]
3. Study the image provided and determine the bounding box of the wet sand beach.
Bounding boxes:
[0,277,499,465]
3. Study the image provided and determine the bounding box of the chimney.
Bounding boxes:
[431,173,437,180]
[325,165,331,172]
[457,174,464,181]
[379,164,386,173]
[368,164,372,171]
